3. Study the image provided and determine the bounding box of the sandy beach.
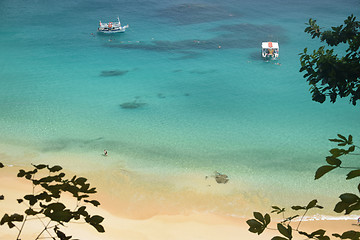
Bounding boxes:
[1,159,359,240]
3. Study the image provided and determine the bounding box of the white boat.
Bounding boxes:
[98,17,129,33]
[261,42,279,59]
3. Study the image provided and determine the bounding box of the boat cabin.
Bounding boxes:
[261,42,279,59]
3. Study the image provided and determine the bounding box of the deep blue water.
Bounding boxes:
[0,0,359,216]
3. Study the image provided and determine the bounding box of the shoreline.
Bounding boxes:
[0,141,358,219]
[0,172,359,240]
[1,142,360,239]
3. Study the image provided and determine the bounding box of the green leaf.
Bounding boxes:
[264,213,271,225]
[334,202,348,213]
[339,193,359,204]
[0,214,10,225]
[246,219,264,235]
[17,170,26,177]
[329,138,345,143]
[55,229,72,240]
[325,157,342,166]
[348,145,355,153]
[329,148,344,157]
[76,177,87,185]
[277,223,292,239]
[43,203,72,223]
[271,237,288,240]
[32,164,47,169]
[254,212,264,224]
[306,199,318,210]
[1,213,24,229]
[347,170,360,180]
[91,223,105,233]
[315,165,337,179]
[337,134,347,141]
[88,215,104,224]
[84,199,100,207]
[24,194,38,206]
[25,208,41,216]
[333,230,360,239]
[291,206,305,211]
[48,165,63,172]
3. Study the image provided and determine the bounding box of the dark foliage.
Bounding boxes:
[299,15,360,105]
[0,163,105,239]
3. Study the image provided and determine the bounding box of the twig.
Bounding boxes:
[296,210,307,231]
[16,215,27,239]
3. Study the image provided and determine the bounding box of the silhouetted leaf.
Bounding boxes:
[272,237,288,240]
[334,202,348,213]
[84,200,100,207]
[300,229,329,240]
[306,199,318,209]
[246,219,264,235]
[254,212,264,224]
[1,213,24,229]
[55,228,72,240]
[17,170,26,177]
[333,230,360,239]
[75,177,87,186]
[329,138,345,143]
[329,148,345,157]
[347,170,360,180]
[32,164,47,169]
[291,206,306,211]
[264,213,271,225]
[277,223,292,239]
[348,145,355,153]
[326,156,342,166]
[334,194,360,214]
[271,206,285,214]
[340,193,359,204]
[315,165,337,179]
[88,215,104,224]
[91,223,105,233]
[25,208,42,216]
[43,203,72,223]
[48,165,63,172]
[24,194,38,206]
[337,134,347,141]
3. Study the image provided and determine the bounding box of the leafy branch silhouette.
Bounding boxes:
[0,163,105,240]
[247,134,360,240]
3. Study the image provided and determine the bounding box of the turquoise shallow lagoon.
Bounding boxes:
[0,0,359,218]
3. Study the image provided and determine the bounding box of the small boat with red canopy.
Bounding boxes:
[261,42,279,59]
[98,17,129,33]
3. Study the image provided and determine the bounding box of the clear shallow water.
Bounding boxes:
[0,0,359,217]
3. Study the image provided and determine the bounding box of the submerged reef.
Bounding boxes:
[100,70,129,77]
[156,3,239,25]
[120,100,146,109]
[107,23,288,56]
[206,171,229,184]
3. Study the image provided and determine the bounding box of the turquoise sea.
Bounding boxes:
[0,0,359,218]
